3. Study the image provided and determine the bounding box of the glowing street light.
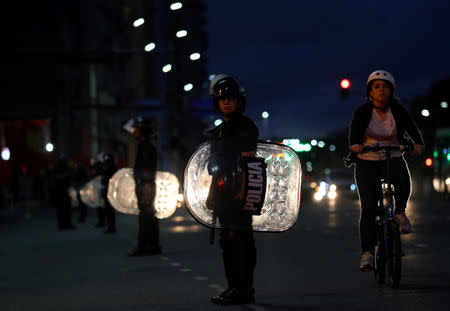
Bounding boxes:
[162,64,172,73]
[318,141,325,148]
[144,42,155,52]
[262,111,269,119]
[184,83,193,92]
[1,147,10,161]
[170,2,183,10]
[176,30,187,38]
[421,109,430,117]
[190,52,201,61]
[441,101,448,109]
[45,143,54,152]
[133,18,145,27]
[311,139,318,146]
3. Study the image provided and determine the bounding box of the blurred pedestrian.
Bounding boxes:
[54,156,75,230]
[73,162,89,223]
[100,152,117,233]
[124,116,161,256]
[91,157,106,228]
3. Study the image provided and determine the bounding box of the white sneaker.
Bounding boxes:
[360,251,374,271]
[395,213,411,234]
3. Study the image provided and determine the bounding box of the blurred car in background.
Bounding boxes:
[313,168,357,201]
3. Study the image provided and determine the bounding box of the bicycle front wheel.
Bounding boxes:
[374,231,386,286]
[389,221,402,288]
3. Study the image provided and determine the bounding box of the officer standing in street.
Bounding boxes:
[101,152,117,234]
[206,74,259,305]
[124,116,161,256]
[54,155,76,230]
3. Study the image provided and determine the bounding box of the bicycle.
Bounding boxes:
[357,144,413,288]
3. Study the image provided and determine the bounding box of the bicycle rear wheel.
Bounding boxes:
[389,221,402,288]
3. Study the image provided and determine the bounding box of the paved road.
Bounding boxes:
[1,197,449,311]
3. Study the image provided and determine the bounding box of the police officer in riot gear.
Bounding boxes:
[100,152,117,233]
[207,74,259,305]
[124,116,161,256]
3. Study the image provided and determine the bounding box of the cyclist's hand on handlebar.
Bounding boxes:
[413,144,424,155]
[351,144,363,153]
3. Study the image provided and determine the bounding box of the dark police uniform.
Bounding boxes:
[132,138,161,255]
[101,157,117,233]
[207,114,259,303]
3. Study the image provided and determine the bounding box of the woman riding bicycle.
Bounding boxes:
[347,70,424,271]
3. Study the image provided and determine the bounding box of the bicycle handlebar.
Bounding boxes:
[359,144,413,154]
[344,144,414,167]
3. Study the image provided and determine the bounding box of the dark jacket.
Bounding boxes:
[348,98,424,147]
[207,115,258,175]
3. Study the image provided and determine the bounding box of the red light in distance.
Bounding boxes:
[340,79,351,89]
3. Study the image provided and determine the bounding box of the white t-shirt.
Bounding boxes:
[358,108,402,161]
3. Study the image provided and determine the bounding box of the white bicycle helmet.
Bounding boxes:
[367,70,395,88]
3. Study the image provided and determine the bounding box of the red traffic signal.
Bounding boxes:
[340,79,351,89]
[340,78,350,99]
[425,158,433,167]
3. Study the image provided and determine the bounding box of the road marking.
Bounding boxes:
[415,243,428,248]
[209,283,225,292]
[194,276,208,281]
[247,304,270,311]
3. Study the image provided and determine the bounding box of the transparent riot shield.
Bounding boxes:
[184,142,302,232]
[79,176,104,208]
[68,186,80,208]
[107,168,181,219]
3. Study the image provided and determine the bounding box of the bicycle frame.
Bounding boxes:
[369,146,404,288]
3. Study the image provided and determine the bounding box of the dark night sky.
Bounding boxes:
[207,0,450,139]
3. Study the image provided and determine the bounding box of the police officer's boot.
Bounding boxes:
[212,238,254,305]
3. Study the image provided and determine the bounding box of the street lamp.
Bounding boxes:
[1,147,10,161]
[262,111,269,119]
[45,143,54,152]
[162,64,172,73]
[184,83,193,92]
[133,18,145,28]
[144,42,156,52]
[176,30,187,38]
[190,52,200,61]
[421,109,430,117]
[170,2,183,10]
[441,101,448,109]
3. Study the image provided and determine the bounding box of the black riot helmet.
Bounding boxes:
[123,116,154,138]
[209,74,247,115]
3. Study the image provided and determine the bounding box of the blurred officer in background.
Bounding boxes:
[54,155,75,230]
[124,116,161,256]
[91,157,106,228]
[100,152,117,234]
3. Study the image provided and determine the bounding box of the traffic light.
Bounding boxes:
[425,158,433,167]
[340,78,350,99]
